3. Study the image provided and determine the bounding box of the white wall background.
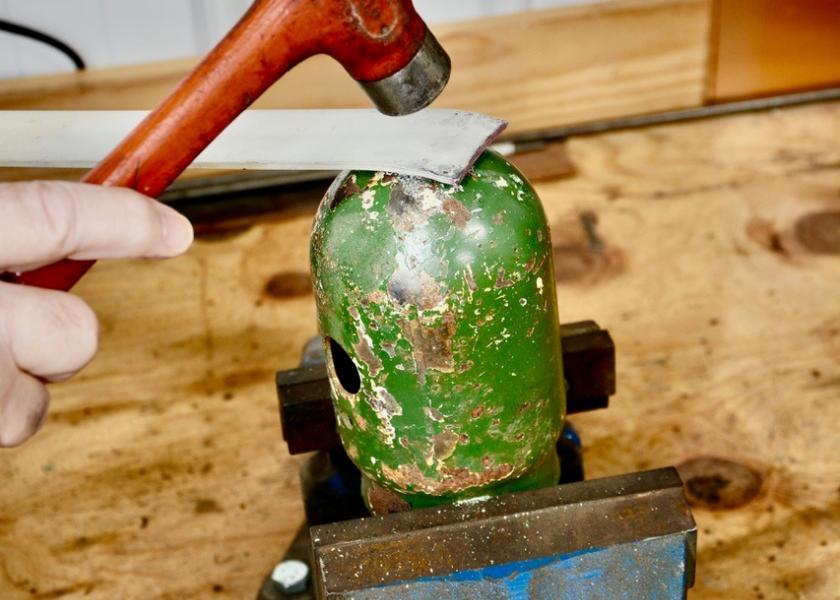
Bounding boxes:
[0,0,592,79]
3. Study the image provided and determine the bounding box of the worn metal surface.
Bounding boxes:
[360,30,451,117]
[311,467,696,599]
[310,151,566,509]
[277,322,614,455]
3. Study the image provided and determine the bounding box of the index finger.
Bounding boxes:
[0,181,193,272]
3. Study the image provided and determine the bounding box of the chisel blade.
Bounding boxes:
[0,109,507,185]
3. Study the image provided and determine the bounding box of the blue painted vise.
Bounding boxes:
[311,467,696,599]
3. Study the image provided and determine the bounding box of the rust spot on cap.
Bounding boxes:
[388,269,446,309]
[367,481,411,515]
[330,176,362,209]
[381,462,514,495]
[463,267,477,292]
[440,463,514,490]
[354,336,383,376]
[431,428,460,461]
[495,267,514,288]
[442,196,471,229]
[524,255,537,272]
[400,312,457,382]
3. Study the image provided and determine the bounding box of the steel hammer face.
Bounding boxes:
[305,0,452,115]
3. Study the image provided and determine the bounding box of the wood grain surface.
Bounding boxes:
[2,96,839,599]
[1,1,838,597]
[0,0,711,135]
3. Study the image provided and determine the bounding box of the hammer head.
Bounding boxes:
[361,29,451,116]
[317,0,451,116]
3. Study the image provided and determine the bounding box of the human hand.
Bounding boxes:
[0,181,193,447]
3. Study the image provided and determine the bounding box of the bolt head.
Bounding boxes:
[271,559,309,594]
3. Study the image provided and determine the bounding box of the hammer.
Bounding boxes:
[5,0,450,291]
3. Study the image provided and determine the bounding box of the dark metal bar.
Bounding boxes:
[277,365,340,455]
[508,86,840,143]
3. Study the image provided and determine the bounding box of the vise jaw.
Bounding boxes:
[311,467,696,599]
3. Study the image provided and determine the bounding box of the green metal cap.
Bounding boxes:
[310,151,565,509]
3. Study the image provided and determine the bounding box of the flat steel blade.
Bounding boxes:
[0,109,507,185]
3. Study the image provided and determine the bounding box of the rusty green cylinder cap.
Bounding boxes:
[310,150,565,510]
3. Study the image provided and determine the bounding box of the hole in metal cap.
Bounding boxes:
[327,337,361,394]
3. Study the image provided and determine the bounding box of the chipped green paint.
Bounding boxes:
[310,151,565,512]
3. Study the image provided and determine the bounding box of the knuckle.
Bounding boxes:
[127,194,165,251]
[18,181,81,257]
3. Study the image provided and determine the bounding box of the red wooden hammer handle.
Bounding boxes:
[6,0,426,291]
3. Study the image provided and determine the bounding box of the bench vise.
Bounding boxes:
[262,322,696,599]
[262,150,696,599]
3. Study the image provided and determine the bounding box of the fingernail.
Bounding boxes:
[159,208,194,254]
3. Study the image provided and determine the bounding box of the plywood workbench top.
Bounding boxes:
[1,96,839,599]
